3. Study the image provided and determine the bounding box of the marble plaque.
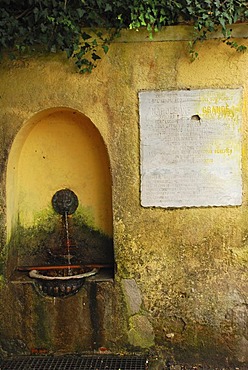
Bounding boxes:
[139,89,242,208]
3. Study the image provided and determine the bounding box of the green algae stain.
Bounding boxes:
[74,205,96,231]
[0,274,5,290]
[33,298,52,348]
[6,202,114,268]
[128,314,155,349]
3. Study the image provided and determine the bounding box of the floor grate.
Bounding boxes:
[0,355,148,370]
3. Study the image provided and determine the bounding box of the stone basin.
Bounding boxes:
[29,267,98,297]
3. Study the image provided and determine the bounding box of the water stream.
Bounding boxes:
[64,211,72,275]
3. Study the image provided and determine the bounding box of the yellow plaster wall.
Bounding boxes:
[7,108,112,236]
[0,24,248,362]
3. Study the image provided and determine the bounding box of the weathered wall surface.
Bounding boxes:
[0,25,247,367]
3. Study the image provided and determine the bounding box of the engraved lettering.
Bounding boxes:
[139,89,242,208]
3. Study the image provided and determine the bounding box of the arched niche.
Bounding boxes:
[6,107,114,275]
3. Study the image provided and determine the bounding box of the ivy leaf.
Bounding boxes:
[105,4,112,12]
[219,17,226,28]
[102,44,109,54]
[77,8,85,18]
[41,23,47,33]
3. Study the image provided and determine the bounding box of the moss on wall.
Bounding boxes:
[6,205,113,271]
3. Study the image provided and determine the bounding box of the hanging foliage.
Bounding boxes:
[0,0,247,72]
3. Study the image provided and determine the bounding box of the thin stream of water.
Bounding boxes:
[64,211,72,275]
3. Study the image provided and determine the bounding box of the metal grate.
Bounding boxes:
[0,355,148,370]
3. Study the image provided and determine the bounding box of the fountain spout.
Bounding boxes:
[28,188,99,297]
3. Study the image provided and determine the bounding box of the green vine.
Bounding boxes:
[0,0,248,73]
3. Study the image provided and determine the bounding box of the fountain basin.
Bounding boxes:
[29,267,98,297]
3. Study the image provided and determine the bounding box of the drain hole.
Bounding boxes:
[191,114,201,121]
